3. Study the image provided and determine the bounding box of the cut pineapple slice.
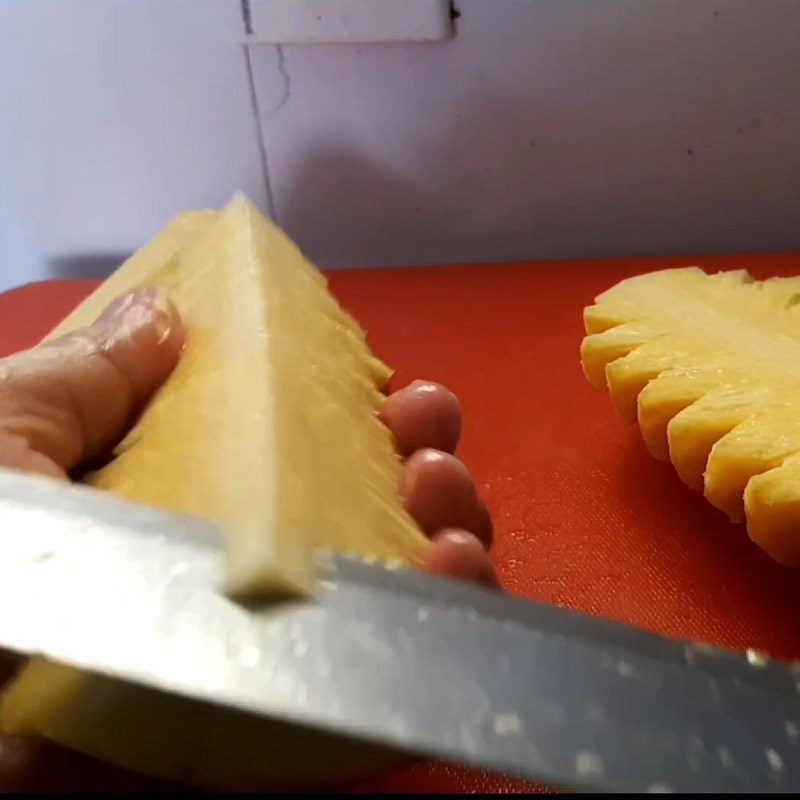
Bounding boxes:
[582,267,800,565]
[0,194,428,788]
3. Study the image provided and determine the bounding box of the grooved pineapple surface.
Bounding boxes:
[583,266,800,566]
[3,251,800,794]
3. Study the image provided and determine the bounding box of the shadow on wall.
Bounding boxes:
[47,253,132,281]
[279,145,453,269]
[24,0,800,282]
[276,92,800,269]
[276,101,555,269]
[43,78,800,281]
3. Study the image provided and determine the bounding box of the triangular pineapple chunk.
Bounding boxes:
[582,267,800,565]
[50,194,428,594]
[0,195,428,788]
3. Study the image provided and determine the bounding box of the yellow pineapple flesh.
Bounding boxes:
[0,194,429,787]
[47,194,428,595]
[582,266,800,565]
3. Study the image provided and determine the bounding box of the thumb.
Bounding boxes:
[0,288,184,478]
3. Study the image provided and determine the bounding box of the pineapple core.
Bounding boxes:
[0,195,428,787]
[582,266,800,565]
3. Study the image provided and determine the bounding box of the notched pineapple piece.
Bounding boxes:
[0,194,429,789]
[637,368,722,460]
[581,266,800,565]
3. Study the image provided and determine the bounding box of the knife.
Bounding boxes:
[0,469,797,792]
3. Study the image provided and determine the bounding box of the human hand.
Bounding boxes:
[0,287,497,586]
[0,287,497,789]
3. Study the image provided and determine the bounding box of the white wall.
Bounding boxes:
[0,0,265,291]
[254,0,800,268]
[2,1,800,291]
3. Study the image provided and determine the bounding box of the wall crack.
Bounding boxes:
[267,44,292,117]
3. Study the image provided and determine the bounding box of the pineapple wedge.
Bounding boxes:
[50,193,429,594]
[0,194,428,787]
[582,267,800,565]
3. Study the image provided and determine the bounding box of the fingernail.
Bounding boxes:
[96,288,174,343]
[411,380,439,396]
[432,529,475,546]
[96,292,137,323]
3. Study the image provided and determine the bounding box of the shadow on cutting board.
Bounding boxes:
[48,253,131,281]
[612,433,800,660]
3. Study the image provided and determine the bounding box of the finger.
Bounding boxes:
[0,288,184,473]
[0,431,68,480]
[423,529,500,589]
[401,448,493,546]
[381,380,461,457]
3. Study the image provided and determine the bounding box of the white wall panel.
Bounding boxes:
[0,0,264,291]
[250,0,800,268]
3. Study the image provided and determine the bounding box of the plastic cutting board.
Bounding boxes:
[2,252,800,793]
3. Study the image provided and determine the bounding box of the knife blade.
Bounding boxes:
[0,469,798,792]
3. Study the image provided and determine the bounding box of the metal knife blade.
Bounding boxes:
[0,469,798,792]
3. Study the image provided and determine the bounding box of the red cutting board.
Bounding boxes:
[2,252,800,793]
